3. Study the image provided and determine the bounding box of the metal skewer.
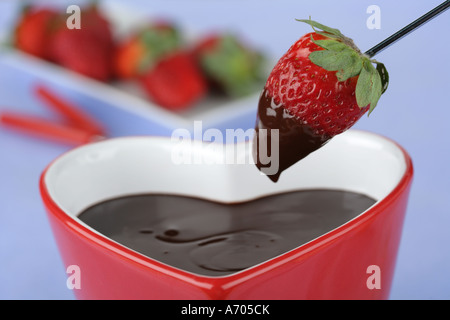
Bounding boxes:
[365,0,450,58]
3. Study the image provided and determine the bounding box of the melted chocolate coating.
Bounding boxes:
[253,88,330,182]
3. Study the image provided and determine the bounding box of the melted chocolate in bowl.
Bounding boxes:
[78,189,376,277]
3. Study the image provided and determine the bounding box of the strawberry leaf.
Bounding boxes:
[375,62,389,94]
[296,18,344,39]
[368,67,382,114]
[336,52,362,81]
[311,38,349,52]
[309,47,362,82]
[355,61,372,108]
[355,59,382,114]
[309,50,350,74]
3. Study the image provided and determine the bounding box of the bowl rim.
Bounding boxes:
[39,130,414,289]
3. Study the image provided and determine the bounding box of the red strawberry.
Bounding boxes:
[80,5,114,49]
[140,51,207,110]
[113,22,182,80]
[14,7,59,59]
[253,19,389,182]
[49,27,113,81]
[192,33,267,97]
[47,5,115,82]
[113,22,206,110]
[113,35,146,79]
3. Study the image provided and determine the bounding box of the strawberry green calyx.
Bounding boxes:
[137,24,182,73]
[199,35,267,97]
[297,18,389,115]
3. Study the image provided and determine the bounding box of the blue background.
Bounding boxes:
[0,0,449,299]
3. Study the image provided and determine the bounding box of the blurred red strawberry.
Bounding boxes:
[140,51,207,110]
[14,4,115,82]
[48,5,114,81]
[113,35,146,79]
[113,22,181,80]
[14,7,59,59]
[81,5,113,48]
[113,22,206,110]
[49,27,113,82]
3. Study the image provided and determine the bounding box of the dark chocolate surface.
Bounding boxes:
[79,190,376,276]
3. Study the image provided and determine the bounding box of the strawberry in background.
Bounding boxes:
[14,4,115,82]
[192,33,267,98]
[113,22,182,80]
[14,7,59,60]
[140,50,207,110]
[13,5,265,111]
[48,5,115,82]
[114,22,207,111]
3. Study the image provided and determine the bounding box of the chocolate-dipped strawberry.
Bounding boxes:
[253,19,389,182]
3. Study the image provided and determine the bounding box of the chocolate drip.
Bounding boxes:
[253,89,329,182]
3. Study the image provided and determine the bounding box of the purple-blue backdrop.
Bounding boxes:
[0,0,448,299]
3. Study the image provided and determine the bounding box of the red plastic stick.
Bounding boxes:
[35,85,104,136]
[0,111,102,146]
